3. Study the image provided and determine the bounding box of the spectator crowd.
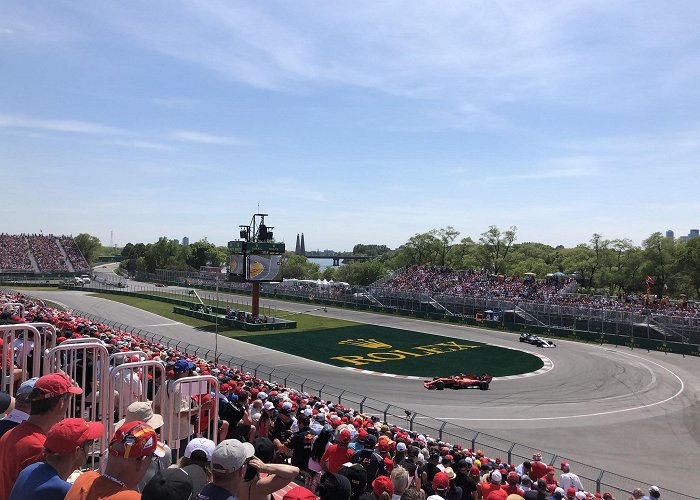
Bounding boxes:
[380,266,698,318]
[0,290,667,500]
[0,234,89,273]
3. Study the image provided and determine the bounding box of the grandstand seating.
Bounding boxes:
[0,290,673,500]
[379,265,699,318]
[0,233,89,273]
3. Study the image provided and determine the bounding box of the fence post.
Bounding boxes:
[438,421,446,442]
[471,432,479,452]
[596,470,605,494]
[300,378,307,393]
[338,390,345,405]
[508,443,516,465]
[409,413,417,432]
[359,396,367,414]
[319,384,325,399]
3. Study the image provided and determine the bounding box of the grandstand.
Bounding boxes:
[0,289,694,499]
[0,233,89,274]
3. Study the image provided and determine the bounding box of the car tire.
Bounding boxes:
[436,381,445,390]
[479,381,489,390]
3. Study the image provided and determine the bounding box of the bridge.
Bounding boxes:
[304,254,373,266]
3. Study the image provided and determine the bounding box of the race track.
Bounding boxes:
[24,277,700,496]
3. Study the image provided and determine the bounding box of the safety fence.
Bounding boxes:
[69,281,700,358]
[26,302,692,500]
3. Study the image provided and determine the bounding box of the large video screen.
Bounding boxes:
[229,255,245,275]
[245,254,283,281]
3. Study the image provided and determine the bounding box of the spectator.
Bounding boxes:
[640,486,660,500]
[629,489,643,500]
[401,489,427,500]
[321,429,355,474]
[0,378,36,438]
[442,468,462,500]
[196,439,255,500]
[529,454,547,481]
[10,418,103,500]
[427,471,450,500]
[174,436,215,495]
[339,462,368,500]
[391,466,410,499]
[0,372,82,500]
[65,421,165,500]
[359,475,394,500]
[502,472,524,498]
[308,424,334,487]
[0,391,14,418]
[350,433,388,487]
[317,471,352,500]
[275,413,314,474]
[238,437,300,500]
[558,462,583,493]
[523,479,548,500]
[283,486,318,499]
[141,468,194,500]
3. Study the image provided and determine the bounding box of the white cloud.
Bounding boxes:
[0,113,123,135]
[171,130,248,146]
[108,140,174,151]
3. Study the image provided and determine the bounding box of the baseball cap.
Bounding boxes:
[507,471,519,483]
[263,401,275,411]
[173,360,195,373]
[575,493,586,500]
[363,434,377,447]
[567,487,576,498]
[649,486,660,494]
[141,467,193,500]
[212,439,255,472]
[30,373,83,400]
[561,461,569,468]
[433,471,450,491]
[44,418,104,454]
[396,441,407,452]
[372,475,394,497]
[184,437,216,460]
[257,391,268,400]
[115,401,164,431]
[469,466,480,477]
[338,429,351,444]
[16,377,39,402]
[283,486,317,500]
[108,421,166,459]
[491,470,502,483]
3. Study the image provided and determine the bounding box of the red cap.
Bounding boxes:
[567,487,577,499]
[561,461,569,468]
[109,421,165,459]
[31,373,83,400]
[469,466,480,477]
[372,475,394,497]
[547,465,555,472]
[339,429,351,444]
[433,471,450,491]
[507,471,519,483]
[282,486,317,500]
[45,418,104,454]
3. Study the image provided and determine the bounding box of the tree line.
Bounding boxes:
[74,227,700,299]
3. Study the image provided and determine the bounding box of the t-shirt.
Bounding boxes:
[529,462,547,481]
[155,380,193,445]
[479,482,502,500]
[523,489,547,500]
[320,443,354,474]
[195,483,238,500]
[485,488,507,500]
[64,470,141,500]
[288,426,314,472]
[349,448,388,484]
[0,420,47,500]
[10,462,71,500]
[501,484,525,497]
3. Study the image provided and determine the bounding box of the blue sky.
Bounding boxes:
[2,1,699,251]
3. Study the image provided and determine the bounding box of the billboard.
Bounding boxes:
[246,254,283,281]
[229,255,245,275]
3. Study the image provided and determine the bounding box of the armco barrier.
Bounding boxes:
[48,302,696,500]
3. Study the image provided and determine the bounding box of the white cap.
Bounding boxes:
[257,392,268,400]
[282,401,293,411]
[263,401,274,410]
[303,408,313,417]
[491,471,502,483]
[184,437,216,460]
[396,442,407,452]
[212,439,254,471]
[575,493,586,500]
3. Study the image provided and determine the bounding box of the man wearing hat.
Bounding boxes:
[10,418,104,500]
[0,391,14,420]
[0,372,82,500]
[66,420,166,500]
[502,471,524,498]
[141,468,195,500]
[349,433,388,487]
[0,377,37,438]
[523,478,548,500]
[102,401,171,491]
[321,428,355,474]
[558,462,583,493]
[195,439,255,500]
[640,486,660,500]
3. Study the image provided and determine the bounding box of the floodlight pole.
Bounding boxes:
[252,282,260,317]
[215,276,219,366]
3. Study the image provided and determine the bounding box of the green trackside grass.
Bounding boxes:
[11,286,63,292]
[87,293,543,377]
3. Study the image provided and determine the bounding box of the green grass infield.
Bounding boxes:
[239,324,543,377]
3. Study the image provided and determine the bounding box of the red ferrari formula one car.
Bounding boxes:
[424,373,492,390]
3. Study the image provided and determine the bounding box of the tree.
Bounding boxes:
[478,226,517,274]
[436,226,460,266]
[74,233,102,266]
[352,244,390,257]
[641,232,677,294]
[403,230,441,266]
[279,254,320,279]
[334,260,387,286]
[678,238,700,298]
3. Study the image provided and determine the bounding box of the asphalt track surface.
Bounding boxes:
[24,272,699,496]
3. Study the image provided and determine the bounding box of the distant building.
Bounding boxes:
[690,229,699,239]
[182,236,190,246]
[680,236,689,243]
[300,233,306,255]
[666,230,674,239]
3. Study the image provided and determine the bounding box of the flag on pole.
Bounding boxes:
[645,275,655,285]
